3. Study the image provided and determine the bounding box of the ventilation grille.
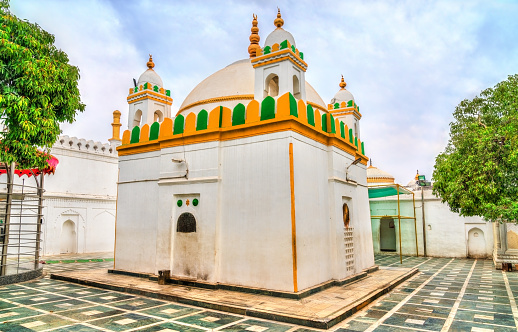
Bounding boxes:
[344,227,355,272]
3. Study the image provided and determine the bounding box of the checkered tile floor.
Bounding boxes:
[0,254,517,331]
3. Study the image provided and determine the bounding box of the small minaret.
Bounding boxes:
[109,110,122,147]
[127,55,172,129]
[251,9,307,101]
[329,75,361,139]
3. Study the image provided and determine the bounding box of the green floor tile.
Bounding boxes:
[80,292,136,304]
[58,305,126,322]
[382,312,445,331]
[175,311,243,329]
[0,313,76,331]
[10,293,70,305]
[87,312,163,331]
[51,324,106,331]
[109,297,166,311]
[220,318,292,331]
[0,306,44,322]
[136,321,207,331]
[31,298,94,312]
[139,303,202,319]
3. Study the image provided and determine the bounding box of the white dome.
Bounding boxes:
[138,68,163,88]
[331,88,354,105]
[264,28,296,48]
[179,59,326,114]
[367,165,395,185]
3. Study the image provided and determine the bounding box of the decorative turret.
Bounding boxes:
[252,9,307,101]
[329,75,361,139]
[248,14,260,58]
[109,110,122,147]
[127,55,173,129]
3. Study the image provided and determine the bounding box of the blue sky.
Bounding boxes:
[10,0,518,184]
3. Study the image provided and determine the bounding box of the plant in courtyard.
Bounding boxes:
[433,74,518,222]
[0,0,84,169]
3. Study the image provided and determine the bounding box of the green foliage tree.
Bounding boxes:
[0,0,84,169]
[433,74,518,222]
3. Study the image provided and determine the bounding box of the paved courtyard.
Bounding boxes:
[0,254,517,331]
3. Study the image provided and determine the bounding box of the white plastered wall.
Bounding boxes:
[114,130,375,291]
[369,189,493,258]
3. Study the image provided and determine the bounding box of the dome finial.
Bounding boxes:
[248,14,260,58]
[274,7,284,28]
[147,54,155,69]
[339,75,347,89]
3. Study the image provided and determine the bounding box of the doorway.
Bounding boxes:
[60,220,77,254]
[380,218,396,252]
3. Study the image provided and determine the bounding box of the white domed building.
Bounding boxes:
[112,10,374,293]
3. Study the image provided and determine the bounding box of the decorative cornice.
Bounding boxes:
[127,89,173,105]
[252,48,307,72]
[329,108,362,120]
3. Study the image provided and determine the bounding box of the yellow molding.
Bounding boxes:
[307,101,328,113]
[289,142,298,293]
[128,95,173,106]
[128,89,173,102]
[329,108,362,119]
[252,48,308,68]
[118,115,368,165]
[177,94,255,115]
[367,178,395,183]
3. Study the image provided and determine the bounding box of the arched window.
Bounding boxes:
[265,74,279,98]
[343,203,350,228]
[133,109,142,127]
[154,110,163,122]
[177,213,196,233]
[293,75,301,99]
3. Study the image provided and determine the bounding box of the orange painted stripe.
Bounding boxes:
[289,142,298,292]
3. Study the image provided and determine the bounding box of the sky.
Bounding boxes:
[10,0,518,184]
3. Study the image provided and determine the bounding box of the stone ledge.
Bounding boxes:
[51,265,417,329]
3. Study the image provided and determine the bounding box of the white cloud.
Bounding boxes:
[10,0,518,183]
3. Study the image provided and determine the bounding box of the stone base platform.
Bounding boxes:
[51,266,418,330]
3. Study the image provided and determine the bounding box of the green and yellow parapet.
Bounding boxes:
[118,92,367,164]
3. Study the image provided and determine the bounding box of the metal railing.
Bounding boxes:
[0,164,44,277]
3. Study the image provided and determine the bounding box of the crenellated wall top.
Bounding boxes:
[53,135,118,157]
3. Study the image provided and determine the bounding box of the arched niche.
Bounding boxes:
[133,109,142,127]
[293,75,301,99]
[177,213,196,233]
[60,220,77,254]
[154,110,164,123]
[264,73,279,98]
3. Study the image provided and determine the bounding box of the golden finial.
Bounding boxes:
[415,170,420,180]
[248,14,260,58]
[147,54,154,69]
[274,7,284,28]
[339,75,347,89]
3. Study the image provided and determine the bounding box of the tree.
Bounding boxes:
[433,74,518,223]
[0,0,84,170]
